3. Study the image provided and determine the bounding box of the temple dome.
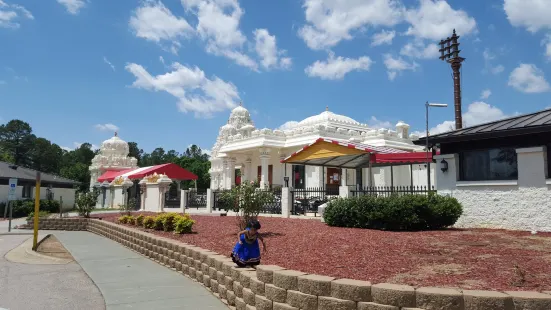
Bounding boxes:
[228,103,253,128]
[100,133,129,156]
[298,108,359,126]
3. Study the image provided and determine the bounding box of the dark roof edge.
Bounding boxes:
[0,161,81,184]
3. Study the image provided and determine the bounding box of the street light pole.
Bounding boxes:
[425,102,448,190]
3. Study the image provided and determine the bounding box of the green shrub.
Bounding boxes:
[323,194,462,231]
[153,214,165,230]
[0,199,62,218]
[26,211,51,221]
[135,214,145,226]
[118,215,134,224]
[174,214,195,234]
[76,192,98,218]
[161,213,179,232]
[143,216,155,229]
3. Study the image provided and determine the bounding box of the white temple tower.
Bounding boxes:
[89,133,138,190]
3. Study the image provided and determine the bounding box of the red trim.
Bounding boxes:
[371,152,432,164]
[97,163,198,182]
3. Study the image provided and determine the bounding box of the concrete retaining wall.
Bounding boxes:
[28,218,551,310]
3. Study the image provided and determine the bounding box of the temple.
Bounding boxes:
[209,104,434,190]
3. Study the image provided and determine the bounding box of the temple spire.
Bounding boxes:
[326,106,329,111]
[240,101,243,106]
[114,131,118,137]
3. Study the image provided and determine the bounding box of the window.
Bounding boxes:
[22,184,32,198]
[292,165,305,189]
[459,148,518,181]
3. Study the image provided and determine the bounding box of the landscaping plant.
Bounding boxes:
[323,194,462,231]
[220,181,275,230]
[26,211,51,221]
[143,216,156,229]
[135,214,145,226]
[174,214,195,234]
[119,198,138,216]
[76,191,99,218]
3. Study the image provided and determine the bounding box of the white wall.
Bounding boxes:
[435,147,551,232]
[0,184,76,211]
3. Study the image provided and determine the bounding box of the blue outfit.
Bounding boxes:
[231,228,261,267]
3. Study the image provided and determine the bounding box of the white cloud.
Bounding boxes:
[367,116,393,129]
[305,52,373,80]
[298,0,404,50]
[480,89,491,100]
[404,0,477,41]
[371,29,395,46]
[159,55,165,65]
[72,142,99,150]
[129,0,193,52]
[125,61,240,117]
[400,40,439,59]
[504,0,551,33]
[94,123,119,132]
[542,34,551,61]
[182,0,258,70]
[253,28,292,70]
[103,57,115,71]
[278,121,299,131]
[508,64,551,94]
[57,0,87,15]
[0,1,33,28]
[383,54,419,80]
[491,64,504,74]
[416,101,509,136]
[482,48,504,75]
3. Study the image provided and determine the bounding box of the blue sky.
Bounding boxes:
[1,0,550,154]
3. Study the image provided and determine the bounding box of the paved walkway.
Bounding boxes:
[0,234,106,310]
[55,231,228,310]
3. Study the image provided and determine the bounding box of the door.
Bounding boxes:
[256,165,273,187]
[326,167,341,194]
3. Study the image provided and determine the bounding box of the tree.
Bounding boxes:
[0,120,35,166]
[128,142,143,163]
[220,181,274,230]
[30,138,63,173]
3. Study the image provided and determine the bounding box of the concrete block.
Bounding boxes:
[188,267,196,279]
[317,296,356,310]
[217,271,226,283]
[223,261,236,276]
[256,265,286,284]
[234,281,244,298]
[245,305,256,310]
[255,295,273,310]
[209,267,218,279]
[371,283,415,308]
[273,270,306,291]
[243,288,256,306]
[416,287,463,310]
[203,275,211,287]
[227,290,237,306]
[241,270,258,288]
[357,302,399,310]
[210,279,219,293]
[202,263,210,275]
[297,274,334,296]
[265,284,287,303]
[196,270,203,282]
[463,290,513,310]
[272,302,297,310]
[225,276,235,288]
[236,297,246,310]
[505,291,551,310]
[250,276,266,296]
[219,284,227,300]
[286,290,317,310]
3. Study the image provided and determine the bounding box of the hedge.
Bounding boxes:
[323,194,463,231]
[0,199,61,218]
[118,213,196,234]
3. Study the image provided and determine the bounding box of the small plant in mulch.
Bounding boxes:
[118,215,134,224]
[511,263,527,287]
[220,181,275,230]
[76,191,99,218]
[143,216,155,229]
[174,214,195,234]
[135,214,145,226]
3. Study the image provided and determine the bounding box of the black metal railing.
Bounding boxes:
[351,185,435,197]
[186,189,207,209]
[290,187,339,216]
[164,192,181,208]
[213,190,230,211]
[258,187,282,214]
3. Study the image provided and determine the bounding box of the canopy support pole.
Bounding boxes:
[194,179,197,190]
[368,154,373,187]
[390,166,394,189]
[410,164,414,190]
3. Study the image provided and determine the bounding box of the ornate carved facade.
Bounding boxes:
[89,133,138,190]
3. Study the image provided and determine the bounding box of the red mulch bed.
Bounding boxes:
[91,213,551,291]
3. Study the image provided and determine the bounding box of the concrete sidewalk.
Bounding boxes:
[54,231,229,310]
[0,234,106,310]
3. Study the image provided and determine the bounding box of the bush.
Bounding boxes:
[0,199,61,218]
[118,215,134,224]
[323,194,462,231]
[174,214,195,234]
[135,214,145,226]
[76,192,98,218]
[143,216,155,229]
[161,213,179,232]
[26,211,51,221]
[153,214,165,230]
[220,181,275,230]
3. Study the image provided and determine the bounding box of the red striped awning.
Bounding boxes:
[97,163,198,182]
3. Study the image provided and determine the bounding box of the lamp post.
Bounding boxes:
[425,102,448,190]
[439,29,465,130]
[101,181,109,209]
